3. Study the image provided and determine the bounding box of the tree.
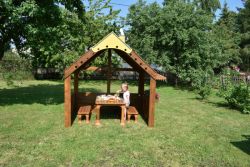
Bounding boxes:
[126,0,161,65]
[0,0,86,60]
[212,3,241,70]
[194,0,221,14]
[237,0,250,71]
[0,0,120,71]
[126,1,224,86]
[83,0,121,47]
[162,0,221,14]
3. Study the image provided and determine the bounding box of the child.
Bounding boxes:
[121,83,130,107]
[117,83,130,120]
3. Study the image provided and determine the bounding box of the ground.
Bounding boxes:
[0,80,249,167]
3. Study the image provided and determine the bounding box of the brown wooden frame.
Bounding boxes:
[64,35,166,128]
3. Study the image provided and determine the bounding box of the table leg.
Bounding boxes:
[120,106,126,126]
[95,105,101,126]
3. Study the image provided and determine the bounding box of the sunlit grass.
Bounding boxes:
[0,80,249,166]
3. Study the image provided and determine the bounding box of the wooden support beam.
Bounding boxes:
[148,77,156,127]
[74,70,79,95]
[74,70,79,110]
[115,68,135,71]
[138,72,145,116]
[64,50,94,79]
[64,75,71,127]
[64,49,106,79]
[107,49,112,94]
[85,66,135,72]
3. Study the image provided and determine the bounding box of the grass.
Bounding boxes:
[0,80,250,166]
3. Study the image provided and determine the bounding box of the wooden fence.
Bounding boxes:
[220,73,250,85]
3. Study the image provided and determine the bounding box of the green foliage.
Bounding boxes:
[213,3,241,67]
[193,0,221,14]
[83,0,121,46]
[194,76,212,100]
[0,51,33,86]
[218,69,250,114]
[219,84,250,114]
[237,0,250,71]
[126,1,225,86]
[227,84,250,114]
[0,0,120,72]
[0,0,85,60]
[2,73,14,86]
[90,51,121,67]
[197,84,212,99]
[191,70,213,99]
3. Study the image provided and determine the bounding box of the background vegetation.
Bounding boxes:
[1,0,250,73]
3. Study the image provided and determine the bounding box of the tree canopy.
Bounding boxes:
[0,0,120,70]
[1,0,250,81]
[237,0,250,71]
[126,1,227,85]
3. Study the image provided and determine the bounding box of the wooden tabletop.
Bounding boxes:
[95,98,125,105]
[94,96,126,126]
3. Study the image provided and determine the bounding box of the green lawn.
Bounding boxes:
[0,80,249,166]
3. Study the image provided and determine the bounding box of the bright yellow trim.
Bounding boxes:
[91,32,132,54]
[119,35,125,42]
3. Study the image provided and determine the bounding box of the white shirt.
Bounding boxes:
[123,90,130,107]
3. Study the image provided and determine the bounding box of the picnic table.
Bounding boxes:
[95,95,126,126]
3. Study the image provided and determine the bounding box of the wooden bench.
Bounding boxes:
[127,106,139,123]
[77,105,92,124]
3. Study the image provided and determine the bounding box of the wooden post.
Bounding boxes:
[74,71,79,95]
[120,106,126,126]
[64,75,71,127]
[107,49,112,94]
[148,77,156,127]
[74,70,79,110]
[138,72,144,115]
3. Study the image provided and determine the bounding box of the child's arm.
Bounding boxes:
[116,89,122,93]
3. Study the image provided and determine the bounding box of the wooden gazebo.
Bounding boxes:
[64,32,166,127]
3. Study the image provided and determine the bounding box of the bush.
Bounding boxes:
[217,68,250,114]
[218,83,250,114]
[226,84,250,114]
[192,71,213,100]
[197,85,212,100]
[0,51,33,86]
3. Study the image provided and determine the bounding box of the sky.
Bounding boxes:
[108,0,244,18]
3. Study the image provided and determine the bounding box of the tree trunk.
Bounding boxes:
[0,40,5,60]
[175,77,178,87]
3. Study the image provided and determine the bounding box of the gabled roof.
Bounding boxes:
[64,32,166,81]
[91,32,132,54]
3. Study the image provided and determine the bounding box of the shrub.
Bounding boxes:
[197,84,212,100]
[217,68,250,114]
[0,51,33,86]
[218,82,250,114]
[226,84,250,114]
[192,71,213,100]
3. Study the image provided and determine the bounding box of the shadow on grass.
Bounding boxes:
[231,135,250,155]
[90,106,142,123]
[172,84,194,92]
[187,96,232,110]
[0,83,101,106]
[99,106,122,119]
[205,101,231,109]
